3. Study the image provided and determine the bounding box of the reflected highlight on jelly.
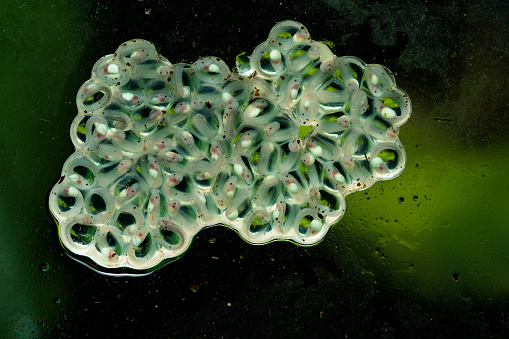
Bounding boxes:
[49,21,411,275]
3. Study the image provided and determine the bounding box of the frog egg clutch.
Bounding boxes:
[49,20,411,275]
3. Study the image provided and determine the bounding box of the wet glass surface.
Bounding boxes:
[1,0,508,337]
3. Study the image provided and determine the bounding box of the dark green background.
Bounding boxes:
[1,0,508,337]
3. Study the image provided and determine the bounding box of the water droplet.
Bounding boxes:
[413,196,418,201]
[398,197,404,204]
[191,284,199,292]
[39,263,50,272]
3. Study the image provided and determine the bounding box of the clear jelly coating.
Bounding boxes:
[49,21,411,275]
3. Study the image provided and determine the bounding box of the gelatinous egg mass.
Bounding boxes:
[49,21,411,275]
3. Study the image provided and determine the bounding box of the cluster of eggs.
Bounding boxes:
[49,21,411,274]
